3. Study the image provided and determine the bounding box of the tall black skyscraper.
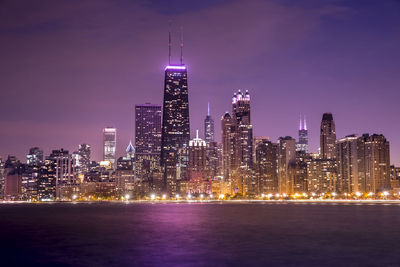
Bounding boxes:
[204,102,214,144]
[161,64,190,195]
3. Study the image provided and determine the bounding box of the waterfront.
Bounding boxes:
[1,203,400,266]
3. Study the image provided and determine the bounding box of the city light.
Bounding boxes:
[125,194,130,200]
[219,194,224,199]
[72,195,77,200]
[162,194,167,200]
[187,194,192,199]
[150,194,156,200]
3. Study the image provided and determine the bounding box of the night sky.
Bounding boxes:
[1,0,399,165]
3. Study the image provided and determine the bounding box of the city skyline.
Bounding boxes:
[1,0,400,165]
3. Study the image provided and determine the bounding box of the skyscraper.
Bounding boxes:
[160,65,190,195]
[255,139,278,194]
[320,113,336,159]
[296,116,308,153]
[78,144,91,175]
[357,134,391,193]
[204,102,214,144]
[135,103,162,183]
[103,127,116,168]
[232,90,253,168]
[277,136,296,195]
[187,130,209,193]
[336,135,359,194]
[221,112,234,180]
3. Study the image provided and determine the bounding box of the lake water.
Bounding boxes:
[1,202,400,266]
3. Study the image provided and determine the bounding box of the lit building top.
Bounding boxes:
[232,89,250,104]
[189,130,206,147]
[165,65,186,71]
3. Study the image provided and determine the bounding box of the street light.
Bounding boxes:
[72,195,77,200]
[150,194,156,200]
[125,194,130,200]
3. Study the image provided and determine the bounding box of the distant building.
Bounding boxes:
[187,131,210,194]
[296,116,308,153]
[78,144,91,175]
[307,157,337,194]
[320,113,336,159]
[357,134,391,193]
[4,156,22,200]
[26,147,43,166]
[204,102,214,144]
[277,136,296,195]
[221,112,234,180]
[47,149,75,199]
[336,135,359,194]
[255,139,278,193]
[103,127,116,168]
[135,103,161,183]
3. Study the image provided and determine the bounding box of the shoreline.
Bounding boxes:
[2,199,400,204]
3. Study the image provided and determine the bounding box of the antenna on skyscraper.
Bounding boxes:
[180,26,184,65]
[304,115,307,131]
[207,102,210,116]
[168,20,172,65]
[299,114,303,130]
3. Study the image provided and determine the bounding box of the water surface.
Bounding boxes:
[1,202,399,266]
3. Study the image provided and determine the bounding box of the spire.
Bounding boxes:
[207,102,210,116]
[168,21,172,65]
[304,115,307,131]
[299,114,303,130]
[196,129,199,139]
[180,26,184,65]
[126,140,135,155]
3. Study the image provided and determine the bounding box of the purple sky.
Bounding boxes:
[1,0,399,165]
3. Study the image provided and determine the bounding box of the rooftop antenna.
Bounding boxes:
[168,20,172,65]
[207,102,210,116]
[304,115,307,131]
[299,114,302,130]
[180,26,184,65]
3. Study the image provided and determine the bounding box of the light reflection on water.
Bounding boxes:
[0,203,400,266]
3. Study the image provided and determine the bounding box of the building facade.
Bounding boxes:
[160,65,190,195]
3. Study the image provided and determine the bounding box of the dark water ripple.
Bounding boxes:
[1,202,400,266]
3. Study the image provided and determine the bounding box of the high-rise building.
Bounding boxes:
[307,157,337,194]
[135,103,162,183]
[204,102,214,144]
[255,139,278,194]
[357,134,391,193]
[232,90,253,169]
[320,113,336,159]
[336,135,359,194]
[78,144,91,175]
[26,147,43,166]
[187,130,210,194]
[3,156,22,200]
[160,65,190,195]
[296,116,308,153]
[103,127,117,168]
[47,149,74,199]
[221,112,234,180]
[277,136,296,195]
